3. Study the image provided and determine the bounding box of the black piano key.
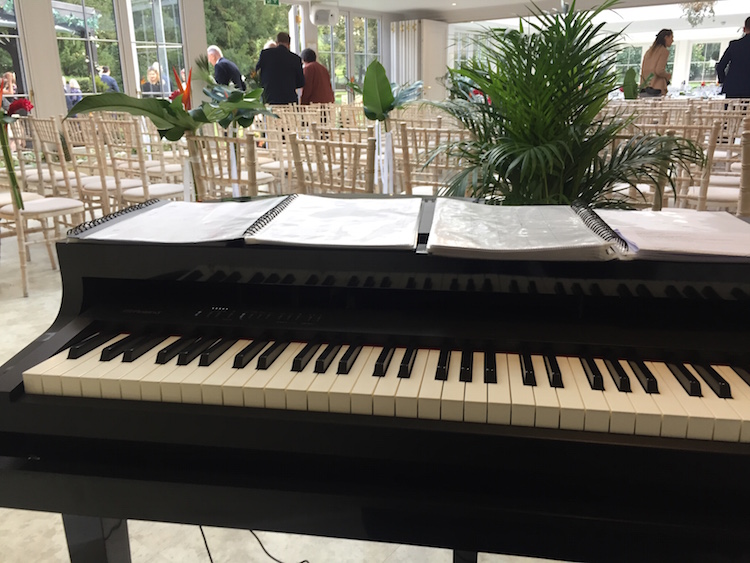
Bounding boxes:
[123,335,167,363]
[315,344,342,373]
[520,354,536,386]
[100,334,142,361]
[580,358,604,390]
[436,349,451,381]
[732,366,750,387]
[156,336,200,364]
[233,340,269,369]
[692,364,731,399]
[292,343,321,371]
[337,345,362,374]
[484,352,497,384]
[257,342,289,369]
[199,338,238,367]
[544,355,563,388]
[398,348,417,378]
[604,358,631,392]
[627,360,659,393]
[177,336,221,366]
[374,347,395,377]
[667,362,702,397]
[459,351,473,383]
[68,332,116,359]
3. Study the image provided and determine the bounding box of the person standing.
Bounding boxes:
[207,45,245,90]
[716,17,750,99]
[640,29,673,97]
[99,66,120,92]
[141,68,163,98]
[255,32,304,104]
[299,49,335,105]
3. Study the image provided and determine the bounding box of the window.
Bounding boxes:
[689,42,720,85]
[131,0,184,98]
[55,0,122,108]
[451,31,481,67]
[615,46,642,83]
[0,1,28,109]
[318,14,381,103]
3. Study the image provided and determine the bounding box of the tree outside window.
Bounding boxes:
[689,42,720,86]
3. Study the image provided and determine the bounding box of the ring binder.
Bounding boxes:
[243,193,299,237]
[67,199,161,237]
[571,200,630,255]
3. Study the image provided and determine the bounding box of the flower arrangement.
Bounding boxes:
[0,75,34,211]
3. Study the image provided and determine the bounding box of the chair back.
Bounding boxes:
[28,115,80,199]
[186,132,260,200]
[96,114,154,198]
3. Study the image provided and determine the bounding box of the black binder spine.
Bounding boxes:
[243,193,299,237]
[67,199,161,237]
[571,200,630,254]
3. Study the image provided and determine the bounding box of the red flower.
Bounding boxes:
[168,89,180,101]
[7,98,33,115]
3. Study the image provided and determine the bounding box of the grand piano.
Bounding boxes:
[2,196,750,563]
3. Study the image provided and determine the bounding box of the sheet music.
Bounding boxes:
[77,198,285,243]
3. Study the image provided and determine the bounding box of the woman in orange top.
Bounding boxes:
[640,29,674,96]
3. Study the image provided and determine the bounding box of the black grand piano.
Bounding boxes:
[2,197,750,563]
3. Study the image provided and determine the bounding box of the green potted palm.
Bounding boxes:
[432,0,703,206]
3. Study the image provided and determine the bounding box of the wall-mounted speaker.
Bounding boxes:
[310,5,339,26]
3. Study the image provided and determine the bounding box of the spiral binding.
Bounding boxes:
[243,193,299,237]
[571,200,630,254]
[67,199,162,237]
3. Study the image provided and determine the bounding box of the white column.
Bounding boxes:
[114,0,139,96]
[179,0,209,103]
[16,0,65,117]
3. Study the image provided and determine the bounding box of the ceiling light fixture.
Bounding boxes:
[679,1,716,27]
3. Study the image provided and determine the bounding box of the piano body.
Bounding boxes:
[2,198,750,562]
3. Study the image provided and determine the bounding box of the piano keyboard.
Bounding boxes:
[22,332,750,443]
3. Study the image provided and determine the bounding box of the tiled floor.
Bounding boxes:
[0,231,559,563]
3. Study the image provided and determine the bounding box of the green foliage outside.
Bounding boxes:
[432,0,704,207]
[203,0,289,79]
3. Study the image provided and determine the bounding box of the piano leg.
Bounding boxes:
[453,550,478,563]
[62,515,131,563]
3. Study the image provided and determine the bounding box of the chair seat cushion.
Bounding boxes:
[82,178,142,192]
[710,175,741,187]
[25,169,76,182]
[684,185,739,203]
[0,191,45,206]
[0,197,84,217]
[122,183,183,201]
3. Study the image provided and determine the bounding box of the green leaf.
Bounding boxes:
[65,93,183,130]
[362,60,395,121]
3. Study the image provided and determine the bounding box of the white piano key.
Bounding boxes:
[713,366,750,442]
[487,353,511,425]
[306,346,349,412]
[554,356,584,431]
[264,345,319,410]
[639,360,688,439]
[119,336,181,400]
[463,352,488,423]
[531,355,559,429]
[564,357,610,433]
[440,350,465,422]
[178,341,250,404]
[684,364,740,442]
[99,337,178,400]
[351,346,390,415]
[23,348,76,394]
[417,350,443,420]
[198,338,258,405]
[138,357,183,402]
[617,360,662,437]
[507,353,535,427]
[648,361,714,441]
[394,349,429,418]
[328,346,377,414]
[594,358,635,435]
[372,348,407,416]
[242,343,305,408]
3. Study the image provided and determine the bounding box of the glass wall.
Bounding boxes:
[0,0,27,110]
[132,0,184,98]
[689,42,720,86]
[54,0,122,110]
[615,46,642,83]
[318,13,381,103]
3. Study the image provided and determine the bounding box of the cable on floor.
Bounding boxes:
[249,529,310,563]
[199,525,215,563]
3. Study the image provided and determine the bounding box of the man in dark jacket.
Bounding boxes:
[716,17,750,99]
[207,45,245,90]
[255,32,304,104]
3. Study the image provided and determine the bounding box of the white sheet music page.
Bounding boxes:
[244,195,422,249]
[596,208,750,262]
[426,198,618,260]
[75,198,286,243]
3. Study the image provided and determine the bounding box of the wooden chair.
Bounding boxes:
[97,115,184,207]
[289,133,376,194]
[186,132,275,200]
[737,117,750,218]
[7,117,48,196]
